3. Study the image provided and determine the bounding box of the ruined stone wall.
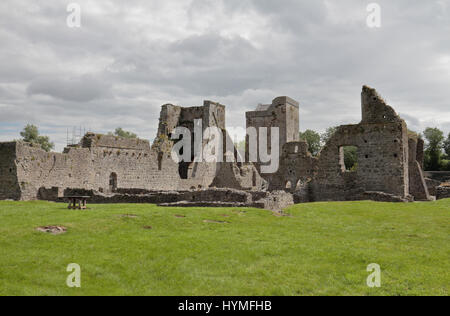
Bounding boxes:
[9,137,181,200]
[268,141,317,193]
[88,146,181,192]
[436,185,450,200]
[424,171,450,183]
[408,137,430,200]
[210,162,266,190]
[0,99,256,201]
[81,133,151,150]
[416,138,425,170]
[156,101,225,140]
[13,142,92,200]
[310,121,409,201]
[0,86,433,204]
[305,86,411,201]
[153,101,227,190]
[0,142,20,200]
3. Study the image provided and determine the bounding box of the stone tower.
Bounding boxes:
[245,96,299,173]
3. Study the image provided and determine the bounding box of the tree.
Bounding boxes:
[321,126,338,146]
[20,124,54,152]
[110,127,137,139]
[444,133,450,159]
[299,130,321,156]
[343,146,358,171]
[423,127,444,171]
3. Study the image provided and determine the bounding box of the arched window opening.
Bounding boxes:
[339,146,358,172]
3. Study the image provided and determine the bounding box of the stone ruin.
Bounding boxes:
[0,86,447,210]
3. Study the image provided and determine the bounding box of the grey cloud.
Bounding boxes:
[399,113,422,133]
[27,75,111,102]
[170,33,256,59]
[0,0,450,152]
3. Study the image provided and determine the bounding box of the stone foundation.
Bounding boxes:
[47,187,293,212]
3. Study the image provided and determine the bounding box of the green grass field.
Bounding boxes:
[0,199,448,296]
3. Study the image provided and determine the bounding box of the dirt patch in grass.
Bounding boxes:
[120,214,138,218]
[143,226,153,230]
[272,211,293,217]
[203,220,229,224]
[174,215,186,218]
[36,226,67,235]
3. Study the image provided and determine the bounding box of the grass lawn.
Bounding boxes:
[0,199,448,296]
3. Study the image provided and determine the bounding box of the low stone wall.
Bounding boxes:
[425,178,442,196]
[256,191,294,212]
[436,185,450,200]
[424,172,450,183]
[45,187,294,211]
[361,191,413,203]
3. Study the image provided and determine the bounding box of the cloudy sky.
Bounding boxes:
[0,0,449,151]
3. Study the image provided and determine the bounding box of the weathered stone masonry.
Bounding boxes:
[249,86,434,202]
[0,100,262,201]
[0,85,442,206]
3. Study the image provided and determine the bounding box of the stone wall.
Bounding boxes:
[271,86,427,202]
[408,137,431,200]
[0,99,260,201]
[54,187,294,212]
[80,133,151,150]
[0,142,20,200]
[0,86,434,205]
[436,185,450,200]
[8,139,182,200]
[268,141,317,193]
[311,121,409,201]
[153,101,228,190]
[210,162,266,191]
[310,87,414,201]
[424,171,450,183]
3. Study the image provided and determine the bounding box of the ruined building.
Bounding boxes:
[263,86,432,203]
[0,86,444,208]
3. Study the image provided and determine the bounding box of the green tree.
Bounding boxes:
[299,129,321,156]
[321,126,338,146]
[343,146,358,171]
[423,127,444,171]
[20,124,54,152]
[110,127,137,139]
[444,132,450,159]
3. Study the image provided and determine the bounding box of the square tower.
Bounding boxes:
[245,96,299,173]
